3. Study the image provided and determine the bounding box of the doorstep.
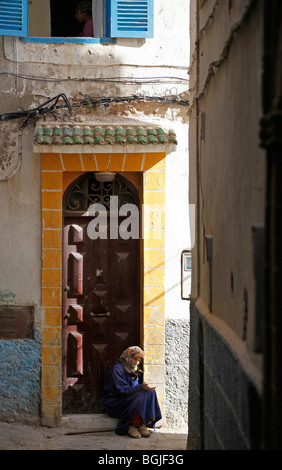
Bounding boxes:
[61,414,118,431]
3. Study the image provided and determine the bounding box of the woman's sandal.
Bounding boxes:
[128,426,142,439]
[139,424,152,438]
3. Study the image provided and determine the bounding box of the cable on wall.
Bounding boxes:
[0,93,72,124]
[0,92,189,128]
[0,71,189,86]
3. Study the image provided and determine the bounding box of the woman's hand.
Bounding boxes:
[142,382,156,391]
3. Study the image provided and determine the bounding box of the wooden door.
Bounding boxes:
[62,175,140,414]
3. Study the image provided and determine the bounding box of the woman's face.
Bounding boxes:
[131,353,143,367]
[75,10,87,23]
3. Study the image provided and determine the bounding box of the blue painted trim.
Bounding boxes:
[105,0,111,38]
[110,0,154,38]
[0,0,28,37]
[21,37,115,44]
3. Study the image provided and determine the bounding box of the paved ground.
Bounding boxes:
[0,421,188,451]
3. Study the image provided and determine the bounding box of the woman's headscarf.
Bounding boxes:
[119,346,144,376]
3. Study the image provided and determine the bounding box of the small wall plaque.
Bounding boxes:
[0,306,34,340]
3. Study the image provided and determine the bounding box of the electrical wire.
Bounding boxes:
[74,94,189,108]
[0,93,72,124]
[0,92,189,127]
[0,71,189,85]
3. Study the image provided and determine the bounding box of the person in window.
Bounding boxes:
[100,346,162,438]
[75,1,94,37]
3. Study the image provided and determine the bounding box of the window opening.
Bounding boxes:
[50,0,85,38]
[29,0,99,38]
[0,0,154,41]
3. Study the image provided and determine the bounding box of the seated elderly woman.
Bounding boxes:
[100,346,162,438]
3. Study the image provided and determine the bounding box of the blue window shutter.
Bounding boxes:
[0,0,28,37]
[110,0,154,38]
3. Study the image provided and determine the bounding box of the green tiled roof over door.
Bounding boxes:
[34,125,177,146]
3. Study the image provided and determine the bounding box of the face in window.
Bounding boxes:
[75,1,92,23]
[75,10,89,24]
[74,1,93,37]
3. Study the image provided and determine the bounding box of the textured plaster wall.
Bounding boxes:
[189,0,265,353]
[188,0,264,448]
[1,0,190,102]
[165,319,189,430]
[0,128,42,424]
[188,300,261,449]
[164,122,190,430]
[0,337,41,424]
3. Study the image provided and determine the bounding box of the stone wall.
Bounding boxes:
[188,300,261,449]
[165,318,189,430]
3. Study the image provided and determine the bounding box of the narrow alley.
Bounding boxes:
[0,0,282,451]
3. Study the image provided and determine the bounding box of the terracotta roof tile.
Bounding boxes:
[34,125,177,146]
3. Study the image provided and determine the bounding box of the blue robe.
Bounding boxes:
[100,362,162,435]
